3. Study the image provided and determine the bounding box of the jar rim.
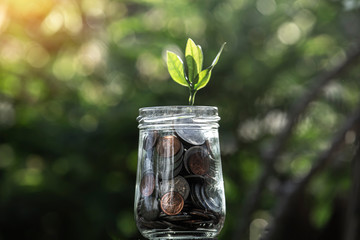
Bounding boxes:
[137,105,220,129]
[139,105,218,113]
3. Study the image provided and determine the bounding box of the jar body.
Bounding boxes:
[135,106,225,239]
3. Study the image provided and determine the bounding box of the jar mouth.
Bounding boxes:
[138,105,218,114]
[137,106,220,129]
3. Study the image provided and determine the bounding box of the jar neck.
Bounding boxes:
[137,106,220,130]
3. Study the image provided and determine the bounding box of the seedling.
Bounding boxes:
[166,38,226,105]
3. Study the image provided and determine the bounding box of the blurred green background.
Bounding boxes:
[0,0,360,239]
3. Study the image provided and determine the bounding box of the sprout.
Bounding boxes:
[167,38,226,105]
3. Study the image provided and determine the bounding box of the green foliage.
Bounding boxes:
[166,51,188,86]
[185,39,203,83]
[167,38,226,105]
[0,0,359,240]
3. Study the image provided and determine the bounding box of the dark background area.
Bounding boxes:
[0,0,360,239]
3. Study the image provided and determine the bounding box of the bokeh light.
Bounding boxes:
[0,0,359,239]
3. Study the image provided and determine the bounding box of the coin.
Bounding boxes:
[160,175,190,200]
[142,153,154,174]
[161,161,183,180]
[194,182,207,209]
[158,153,183,173]
[138,216,168,229]
[203,183,222,212]
[173,161,183,177]
[184,146,210,176]
[145,148,154,161]
[158,151,184,179]
[143,131,158,150]
[140,172,155,197]
[204,140,215,159]
[158,159,182,180]
[156,135,182,158]
[140,196,160,221]
[160,213,192,222]
[175,128,206,146]
[189,210,212,220]
[189,183,201,209]
[158,157,174,173]
[160,220,188,230]
[160,191,184,216]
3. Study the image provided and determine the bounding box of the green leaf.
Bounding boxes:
[197,45,203,72]
[194,42,226,91]
[166,51,188,87]
[185,38,203,83]
[209,42,226,70]
[194,68,212,90]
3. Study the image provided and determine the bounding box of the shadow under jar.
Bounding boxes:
[135,106,226,239]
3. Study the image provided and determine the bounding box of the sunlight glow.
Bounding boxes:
[52,52,76,81]
[256,0,277,16]
[14,169,43,186]
[263,110,288,135]
[26,43,50,68]
[82,0,105,17]
[294,9,316,34]
[0,36,24,63]
[250,218,268,240]
[76,41,105,75]
[62,2,83,34]
[0,4,9,33]
[238,119,262,141]
[277,22,301,45]
[41,8,64,35]
[136,52,166,80]
[5,0,54,19]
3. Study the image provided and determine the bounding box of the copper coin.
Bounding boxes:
[186,147,210,175]
[160,191,184,216]
[157,135,182,158]
[140,172,155,197]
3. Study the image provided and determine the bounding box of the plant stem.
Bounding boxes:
[189,89,197,105]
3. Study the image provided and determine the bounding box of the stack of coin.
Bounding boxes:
[184,146,210,176]
[136,129,224,232]
[156,135,183,179]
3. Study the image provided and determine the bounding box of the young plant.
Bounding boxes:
[166,38,226,105]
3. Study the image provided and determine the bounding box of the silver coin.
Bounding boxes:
[191,182,206,209]
[159,161,183,180]
[142,151,154,173]
[203,183,222,212]
[175,128,206,146]
[143,131,158,150]
[140,196,160,221]
[160,175,190,200]
[157,154,182,174]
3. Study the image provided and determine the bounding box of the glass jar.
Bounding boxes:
[135,106,226,239]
